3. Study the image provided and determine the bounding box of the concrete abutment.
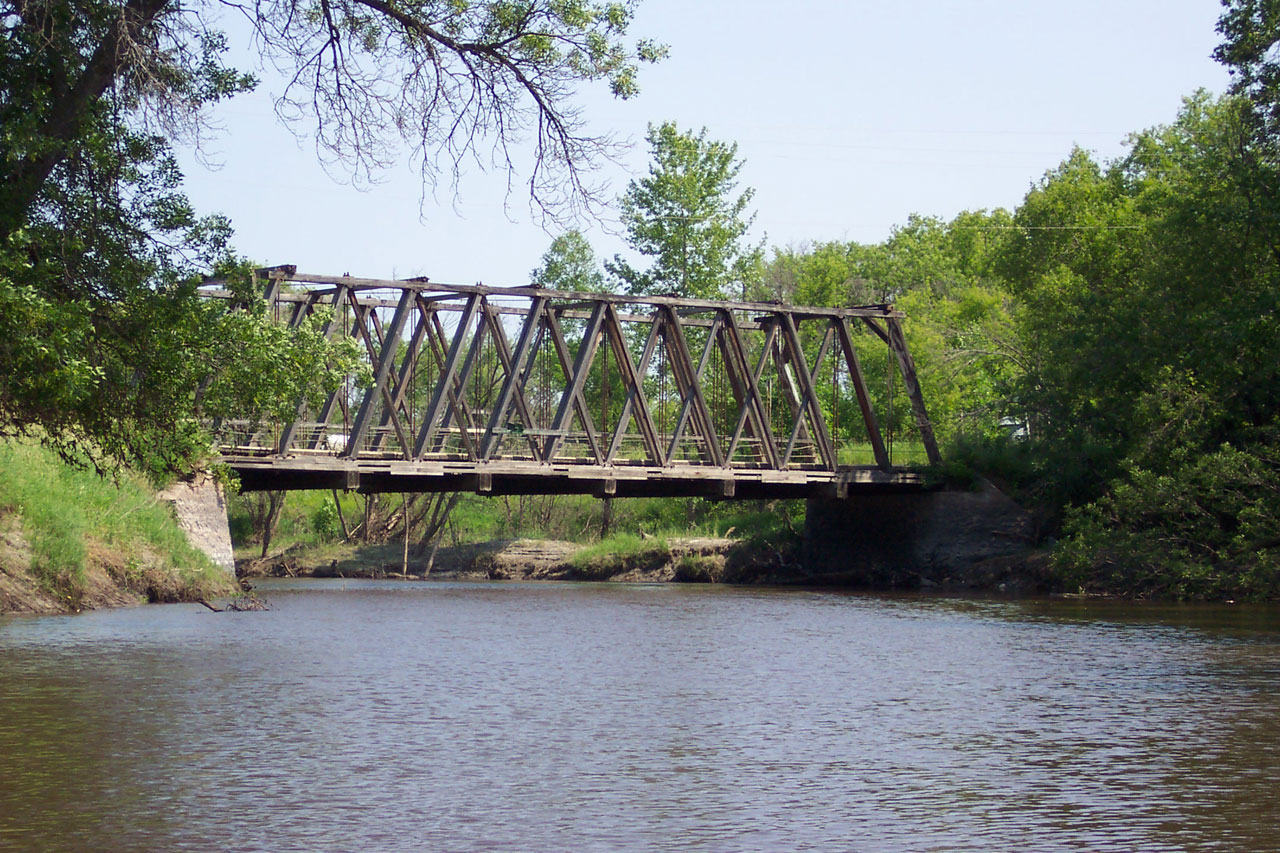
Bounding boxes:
[802,480,1034,587]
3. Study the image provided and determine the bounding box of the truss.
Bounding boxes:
[205,266,939,497]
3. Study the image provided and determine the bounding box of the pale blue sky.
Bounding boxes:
[178,0,1231,287]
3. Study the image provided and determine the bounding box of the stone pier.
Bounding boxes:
[158,474,236,575]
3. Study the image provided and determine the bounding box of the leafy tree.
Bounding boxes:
[759,209,1024,448]
[608,122,762,299]
[530,230,606,291]
[975,91,1280,594]
[0,0,662,476]
[2,0,664,238]
[1216,0,1280,147]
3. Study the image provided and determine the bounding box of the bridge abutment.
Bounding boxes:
[159,474,236,576]
[802,480,1034,587]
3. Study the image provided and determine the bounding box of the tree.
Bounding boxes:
[530,230,605,291]
[0,0,661,476]
[1216,0,1280,147]
[2,0,664,238]
[608,122,762,299]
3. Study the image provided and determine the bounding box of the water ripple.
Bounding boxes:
[1,583,1278,851]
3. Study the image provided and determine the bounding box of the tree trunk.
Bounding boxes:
[260,491,287,559]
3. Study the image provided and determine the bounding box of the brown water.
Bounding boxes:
[1,581,1279,851]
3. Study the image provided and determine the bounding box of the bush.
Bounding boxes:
[1054,443,1280,600]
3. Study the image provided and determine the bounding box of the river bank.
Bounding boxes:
[0,441,236,615]
[240,535,1057,594]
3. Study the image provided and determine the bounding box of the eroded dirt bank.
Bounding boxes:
[240,536,1053,593]
[0,513,234,615]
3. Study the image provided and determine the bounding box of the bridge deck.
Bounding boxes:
[225,452,926,498]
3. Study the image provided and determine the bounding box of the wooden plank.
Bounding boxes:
[202,286,908,330]
[280,272,909,320]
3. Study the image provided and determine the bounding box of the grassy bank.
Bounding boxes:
[0,440,235,614]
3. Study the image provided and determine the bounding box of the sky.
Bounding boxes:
[177,0,1233,288]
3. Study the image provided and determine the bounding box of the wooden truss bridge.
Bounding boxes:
[209,266,940,499]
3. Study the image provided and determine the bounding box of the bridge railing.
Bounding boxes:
[201,266,940,476]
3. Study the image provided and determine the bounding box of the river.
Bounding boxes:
[1,580,1278,851]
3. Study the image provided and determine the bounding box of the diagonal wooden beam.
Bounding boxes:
[369,302,432,456]
[304,288,363,450]
[604,306,664,465]
[724,316,779,466]
[886,317,942,466]
[435,304,492,457]
[835,318,890,470]
[414,293,483,459]
[275,288,337,454]
[543,309,603,464]
[862,316,891,345]
[780,318,835,469]
[663,308,724,466]
[349,295,415,457]
[544,302,607,462]
[343,288,415,457]
[424,305,480,459]
[480,299,546,460]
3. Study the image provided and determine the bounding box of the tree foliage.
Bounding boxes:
[608,121,762,299]
[761,83,1279,597]
[0,0,660,477]
[529,229,605,291]
[1216,0,1280,149]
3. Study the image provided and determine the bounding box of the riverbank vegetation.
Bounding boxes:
[230,487,803,579]
[0,440,234,613]
[745,84,1278,599]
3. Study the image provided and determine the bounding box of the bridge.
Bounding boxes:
[204,266,941,499]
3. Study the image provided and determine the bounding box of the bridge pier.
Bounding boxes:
[801,480,1033,587]
[158,474,236,576]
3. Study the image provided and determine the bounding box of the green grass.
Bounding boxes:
[0,439,231,606]
[567,533,670,580]
[838,440,931,466]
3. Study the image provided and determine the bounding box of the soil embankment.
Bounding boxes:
[240,534,1052,592]
[0,509,235,615]
[0,442,239,616]
[240,536,793,584]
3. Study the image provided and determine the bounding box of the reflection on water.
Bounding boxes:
[1,582,1278,851]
